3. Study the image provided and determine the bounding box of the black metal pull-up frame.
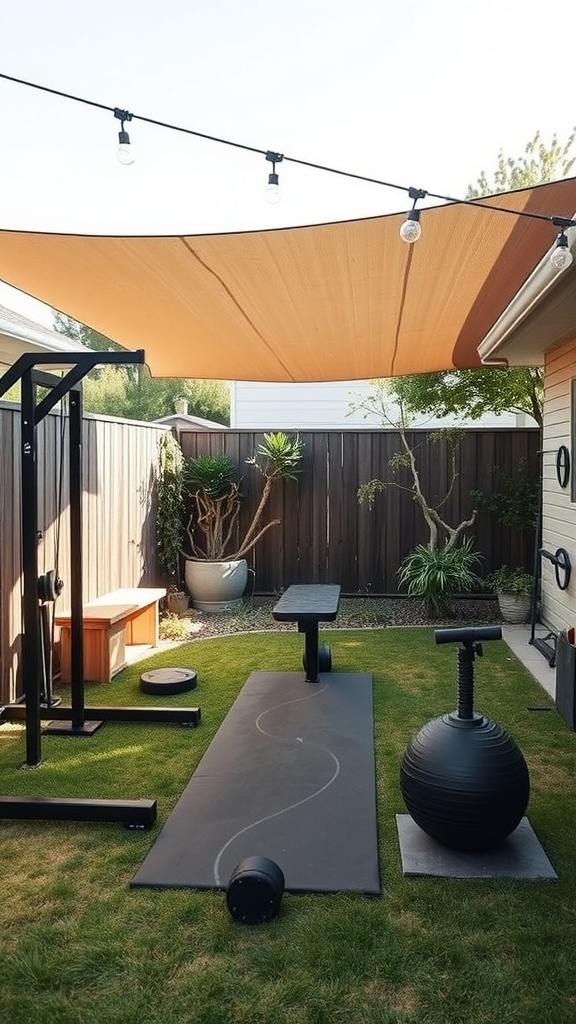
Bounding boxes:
[0,349,199,827]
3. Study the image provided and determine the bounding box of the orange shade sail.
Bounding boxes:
[1,177,576,382]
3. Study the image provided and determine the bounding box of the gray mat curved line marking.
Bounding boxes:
[131,671,380,895]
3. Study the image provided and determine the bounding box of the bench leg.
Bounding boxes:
[301,622,320,683]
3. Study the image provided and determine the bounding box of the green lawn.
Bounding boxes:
[0,628,574,1024]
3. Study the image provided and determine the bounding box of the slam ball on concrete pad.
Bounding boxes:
[139,668,197,695]
[226,856,285,924]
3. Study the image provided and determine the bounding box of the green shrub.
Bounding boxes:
[397,539,483,615]
[485,565,533,595]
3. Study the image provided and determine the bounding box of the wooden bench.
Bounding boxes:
[55,587,166,684]
[272,584,341,683]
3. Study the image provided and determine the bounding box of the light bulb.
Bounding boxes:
[264,171,281,204]
[399,211,421,243]
[550,233,573,271]
[116,130,135,166]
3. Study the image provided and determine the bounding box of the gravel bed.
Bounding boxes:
[161,595,503,642]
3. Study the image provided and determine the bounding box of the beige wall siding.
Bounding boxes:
[0,403,166,702]
[542,338,576,633]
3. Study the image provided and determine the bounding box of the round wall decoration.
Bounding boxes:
[556,445,570,488]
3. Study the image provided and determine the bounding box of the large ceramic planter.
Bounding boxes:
[184,558,248,613]
[496,592,531,624]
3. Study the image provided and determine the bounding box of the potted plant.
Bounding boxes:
[156,432,189,614]
[181,431,304,612]
[485,565,533,623]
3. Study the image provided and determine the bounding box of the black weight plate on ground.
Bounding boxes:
[140,668,197,695]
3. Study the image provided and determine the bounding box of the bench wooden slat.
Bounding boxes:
[55,604,139,627]
[54,587,166,683]
[89,588,166,610]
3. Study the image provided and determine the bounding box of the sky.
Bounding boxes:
[0,0,575,326]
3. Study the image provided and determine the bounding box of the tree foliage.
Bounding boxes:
[392,366,543,431]
[52,313,230,424]
[387,128,576,430]
[466,128,576,198]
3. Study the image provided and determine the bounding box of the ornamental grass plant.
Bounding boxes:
[397,538,483,615]
[0,627,574,1024]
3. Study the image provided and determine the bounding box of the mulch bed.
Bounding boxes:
[169,596,503,642]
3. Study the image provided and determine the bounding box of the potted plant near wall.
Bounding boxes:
[486,565,533,624]
[181,431,304,612]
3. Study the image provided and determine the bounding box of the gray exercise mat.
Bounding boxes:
[131,671,380,894]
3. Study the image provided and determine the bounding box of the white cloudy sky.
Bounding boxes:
[0,0,575,323]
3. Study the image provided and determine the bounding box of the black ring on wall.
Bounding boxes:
[556,445,570,488]
[554,548,571,591]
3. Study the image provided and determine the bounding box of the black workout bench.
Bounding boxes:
[272,584,341,683]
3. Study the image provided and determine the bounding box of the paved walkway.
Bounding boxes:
[502,624,556,700]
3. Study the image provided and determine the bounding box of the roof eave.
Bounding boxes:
[478,221,576,366]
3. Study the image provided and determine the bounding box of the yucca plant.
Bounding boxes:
[182,432,304,561]
[397,538,483,615]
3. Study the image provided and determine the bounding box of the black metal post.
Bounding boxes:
[21,369,43,766]
[303,622,320,684]
[68,387,86,730]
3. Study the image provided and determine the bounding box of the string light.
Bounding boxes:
[1,71,576,248]
[550,230,574,271]
[399,187,427,243]
[264,151,283,204]
[114,108,134,165]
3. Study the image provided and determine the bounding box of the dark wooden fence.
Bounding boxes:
[0,412,539,702]
[179,428,541,595]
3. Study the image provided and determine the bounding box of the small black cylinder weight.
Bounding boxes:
[226,856,285,925]
[302,644,332,672]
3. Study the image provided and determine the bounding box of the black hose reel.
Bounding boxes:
[37,571,64,708]
[540,548,571,591]
[37,570,64,604]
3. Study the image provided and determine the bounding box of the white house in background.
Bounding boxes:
[478,231,576,644]
[229,379,531,430]
[0,304,90,370]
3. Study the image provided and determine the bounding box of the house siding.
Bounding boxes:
[542,337,576,633]
[230,380,524,430]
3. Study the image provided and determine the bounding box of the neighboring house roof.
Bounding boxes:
[0,303,90,371]
[154,413,228,432]
[478,222,576,366]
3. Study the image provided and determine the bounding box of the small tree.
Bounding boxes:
[352,380,477,553]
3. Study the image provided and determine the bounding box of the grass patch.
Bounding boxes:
[0,628,575,1023]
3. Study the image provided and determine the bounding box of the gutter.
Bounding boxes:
[477,220,576,363]
[0,316,89,355]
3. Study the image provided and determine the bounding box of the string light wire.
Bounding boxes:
[1,70,576,239]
